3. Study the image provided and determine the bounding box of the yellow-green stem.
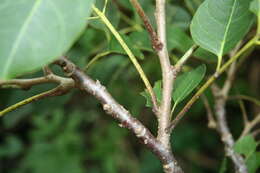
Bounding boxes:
[85,51,112,70]
[0,91,50,116]
[92,6,158,109]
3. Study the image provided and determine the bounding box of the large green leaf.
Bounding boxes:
[250,0,260,16]
[0,0,94,80]
[167,25,217,62]
[172,64,206,105]
[190,0,253,70]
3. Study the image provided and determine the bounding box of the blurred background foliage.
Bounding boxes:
[0,0,259,172]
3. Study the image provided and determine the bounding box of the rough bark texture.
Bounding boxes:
[56,58,183,173]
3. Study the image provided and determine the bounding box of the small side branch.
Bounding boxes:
[201,95,217,129]
[130,0,162,51]
[0,73,74,116]
[210,45,248,173]
[211,85,248,173]
[240,113,260,138]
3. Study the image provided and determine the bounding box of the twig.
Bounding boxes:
[228,95,260,107]
[175,45,198,70]
[209,43,248,172]
[0,77,52,89]
[131,0,189,151]
[252,129,260,137]
[0,74,74,116]
[0,84,73,116]
[92,6,159,114]
[211,85,248,173]
[238,99,249,126]
[201,95,217,129]
[85,51,112,70]
[55,57,183,173]
[208,43,249,172]
[240,113,260,139]
[130,0,162,51]
[222,62,236,97]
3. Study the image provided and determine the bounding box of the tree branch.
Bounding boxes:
[130,0,162,51]
[92,6,159,114]
[209,44,248,173]
[201,95,217,129]
[55,57,183,173]
[0,74,73,90]
[240,113,260,139]
[211,85,248,173]
[155,0,177,150]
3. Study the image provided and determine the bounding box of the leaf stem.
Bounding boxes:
[170,102,178,119]
[130,0,162,51]
[0,89,59,116]
[0,81,74,117]
[92,5,159,112]
[85,51,112,70]
[217,55,222,72]
[175,45,198,69]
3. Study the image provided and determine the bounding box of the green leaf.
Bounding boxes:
[219,157,228,173]
[250,0,260,16]
[167,25,217,62]
[166,5,191,29]
[246,152,260,173]
[0,0,94,80]
[173,64,206,104]
[184,0,204,14]
[190,0,253,70]
[234,135,258,158]
[141,81,162,107]
[167,26,194,52]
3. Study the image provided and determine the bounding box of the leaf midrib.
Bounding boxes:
[218,0,238,57]
[3,0,43,78]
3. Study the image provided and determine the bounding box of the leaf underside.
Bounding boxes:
[250,0,260,16]
[190,0,253,68]
[0,0,94,80]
